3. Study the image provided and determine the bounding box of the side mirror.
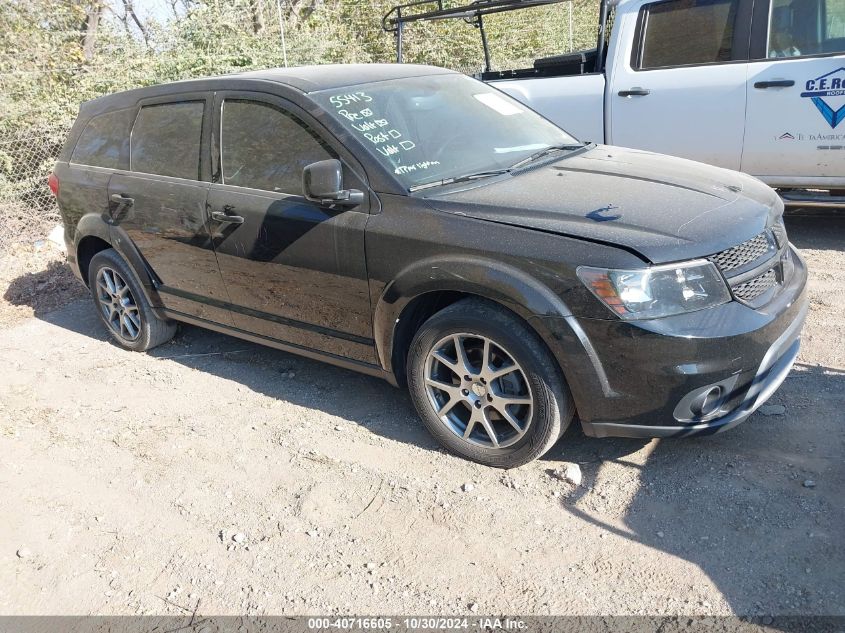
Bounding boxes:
[302,159,364,208]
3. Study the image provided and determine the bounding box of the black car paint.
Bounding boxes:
[205,90,376,363]
[54,64,808,437]
[423,146,785,265]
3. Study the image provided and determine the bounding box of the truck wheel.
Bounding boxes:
[407,298,574,468]
[87,248,176,352]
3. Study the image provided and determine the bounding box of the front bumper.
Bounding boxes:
[541,245,809,439]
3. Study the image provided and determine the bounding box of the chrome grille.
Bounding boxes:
[732,269,778,302]
[709,232,774,273]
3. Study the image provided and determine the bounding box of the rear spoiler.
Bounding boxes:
[382,0,611,74]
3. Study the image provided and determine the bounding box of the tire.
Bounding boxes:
[87,248,177,352]
[407,298,574,468]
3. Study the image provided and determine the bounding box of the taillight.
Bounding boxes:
[48,172,59,197]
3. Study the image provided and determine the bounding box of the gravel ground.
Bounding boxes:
[0,215,842,616]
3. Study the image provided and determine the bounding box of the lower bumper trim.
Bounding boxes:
[582,336,801,439]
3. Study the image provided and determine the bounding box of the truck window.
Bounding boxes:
[130,102,204,181]
[70,108,134,170]
[219,100,334,194]
[768,0,845,57]
[637,0,741,69]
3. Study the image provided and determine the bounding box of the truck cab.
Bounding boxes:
[385,0,845,207]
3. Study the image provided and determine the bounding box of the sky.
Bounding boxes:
[110,0,182,25]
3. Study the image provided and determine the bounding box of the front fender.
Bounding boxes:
[373,255,574,374]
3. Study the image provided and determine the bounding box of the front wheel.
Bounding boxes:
[88,248,177,352]
[407,298,574,468]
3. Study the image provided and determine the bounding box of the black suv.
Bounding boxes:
[52,64,808,468]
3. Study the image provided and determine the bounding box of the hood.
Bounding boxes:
[424,145,782,264]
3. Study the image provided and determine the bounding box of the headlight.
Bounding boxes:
[577,260,731,320]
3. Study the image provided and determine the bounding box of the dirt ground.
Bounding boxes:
[0,214,843,617]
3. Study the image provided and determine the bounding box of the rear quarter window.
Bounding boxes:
[130,101,204,180]
[636,0,741,69]
[70,108,135,169]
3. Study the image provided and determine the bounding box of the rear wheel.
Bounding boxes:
[407,298,574,468]
[88,248,176,351]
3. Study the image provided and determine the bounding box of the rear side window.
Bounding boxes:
[71,108,134,169]
[130,102,204,180]
[220,100,334,193]
[637,0,740,69]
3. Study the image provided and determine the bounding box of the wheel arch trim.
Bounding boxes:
[373,255,575,377]
[73,216,165,314]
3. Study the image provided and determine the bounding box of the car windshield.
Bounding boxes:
[310,74,580,191]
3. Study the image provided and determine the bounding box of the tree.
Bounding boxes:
[80,2,103,62]
[251,0,265,34]
[287,0,326,25]
[122,0,149,45]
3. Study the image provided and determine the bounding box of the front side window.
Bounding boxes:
[637,0,740,69]
[71,108,135,169]
[220,100,334,193]
[310,74,578,190]
[131,102,203,180]
[768,0,845,58]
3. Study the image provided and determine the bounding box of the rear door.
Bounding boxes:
[109,94,234,325]
[741,0,845,185]
[64,107,137,239]
[608,0,752,169]
[207,92,375,364]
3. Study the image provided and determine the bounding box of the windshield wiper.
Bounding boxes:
[409,168,511,192]
[507,143,585,171]
[408,144,586,192]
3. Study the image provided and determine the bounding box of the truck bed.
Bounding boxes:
[490,72,606,143]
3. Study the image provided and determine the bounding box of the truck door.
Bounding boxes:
[741,0,845,186]
[608,0,753,170]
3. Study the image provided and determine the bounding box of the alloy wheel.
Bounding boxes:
[423,333,534,449]
[95,267,142,341]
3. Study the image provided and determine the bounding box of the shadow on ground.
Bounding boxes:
[25,294,845,616]
[2,258,87,319]
[549,361,844,615]
[4,213,844,616]
[784,212,845,251]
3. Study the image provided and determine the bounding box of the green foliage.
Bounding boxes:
[0,0,600,238]
[0,0,600,133]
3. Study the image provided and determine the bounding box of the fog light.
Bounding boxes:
[673,375,739,423]
[690,386,724,418]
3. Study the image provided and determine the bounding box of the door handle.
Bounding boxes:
[110,193,134,205]
[754,80,795,89]
[211,210,244,225]
[618,88,651,97]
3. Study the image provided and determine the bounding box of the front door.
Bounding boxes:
[110,95,234,325]
[207,93,375,363]
[741,0,845,185]
[608,0,752,170]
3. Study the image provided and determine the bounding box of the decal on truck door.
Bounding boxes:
[801,68,845,129]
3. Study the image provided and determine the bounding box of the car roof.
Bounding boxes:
[225,63,457,92]
[80,63,458,115]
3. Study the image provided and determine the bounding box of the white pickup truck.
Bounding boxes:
[385,0,845,207]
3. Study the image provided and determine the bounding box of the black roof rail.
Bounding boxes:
[382,0,445,33]
[383,0,565,30]
[382,0,608,74]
